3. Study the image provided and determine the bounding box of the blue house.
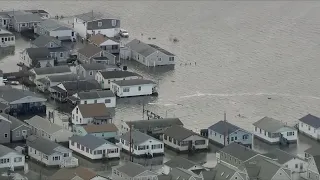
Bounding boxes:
[208,120,252,148]
[73,124,118,140]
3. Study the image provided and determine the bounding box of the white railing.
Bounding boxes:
[60,157,79,168]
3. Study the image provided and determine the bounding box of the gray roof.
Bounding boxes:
[120,130,158,145]
[0,113,29,130]
[26,47,51,61]
[81,63,108,71]
[32,65,71,75]
[0,102,8,110]
[47,74,81,83]
[170,168,201,180]
[126,39,174,57]
[25,115,63,134]
[313,156,320,173]
[99,71,141,79]
[220,143,258,161]
[0,144,19,157]
[126,118,183,132]
[75,11,119,22]
[39,19,71,31]
[305,146,320,156]
[213,163,236,180]
[299,114,320,128]
[27,135,70,155]
[113,79,156,87]
[253,117,290,132]
[164,156,200,169]
[78,44,102,58]
[0,86,46,103]
[201,170,216,180]
[78,90,115,99]
[14,13,42,23]
[162,125,198,141]
[0,29,13,36]
[32,35,61,48]
[116,161,149,177]
[157,175,172,180]
[69,134,115,150]
[208,121,241,135]
[263,149,297,164]
[58,80,100,94]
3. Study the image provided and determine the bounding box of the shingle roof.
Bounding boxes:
[32,65,71,75]
[27,135,71,155]
[116,161,149,177]
[49,166,97,180]
[39,19,71,32]
[78,44,102,58]
[26,47,51,61]
[164,157,200,170]
[75,11,118,21]
[170,168,201,180]
[220,143,258,161]
[14,13,42,23]
[113,79,156,86]
[0,86,47,103]
[70,134,115,149]
[208,121,241,135]
[99,71,141,79]
[299,114,320,128]
[162,126,198,141]
[212,163,236,180]
[59,80,100,93]
[126,39,174,57]
[305,146,320,156]
[263,149,296,164]
[201,170,216,180]
[78,90,115,99]
[126,118,183,132]
[253,117,289,132]
[82,123,118,133]
[0,102,9,110]
[77,103,111,118]
[32,35,61,48]
[120,130,158,145]
[89,34,108,45]
[0,144,19,157]
[47,74,81,83]
[25,115,64,134]
[313,156,320,173]
[0,113,29,130]
[81,63,108,71]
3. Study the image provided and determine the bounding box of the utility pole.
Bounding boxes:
[223,111,227,146]
[142,100,145,120]
[129,124,133,162]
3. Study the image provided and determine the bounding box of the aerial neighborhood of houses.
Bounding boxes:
[0,8,320,180]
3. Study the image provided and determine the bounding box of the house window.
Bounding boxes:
[84,101,87,104]
[163,135,167,140]
[295,164,298,168]
[243,135,248,139]
[89,71,93,76]
[287,132,293,136]
[234,136,237,140]
[4,133,8,138]
[112,45,118,50]
[169,57,174,61]
[259,129,261,133]
[195,140,206,145]
[11,37,14,41]
[123,87,130,92]
[98,22,102,27]
[108,80,111,84]
[21,23,25,27]
[138,86,141,91]
[112,19,116,27]
[105,99,111,103]
[76,108,78,114]
[50,43,53,48]
[158,57,162,61]
[264,131,267,136]
[255,127,257,131]
[81,146,84,151]
[14,157,22,162]
[16,131,21,137]
[71,141,74,146]
[231,137,234,141]
[60,52,63,58]
[308,126,311,130]
[94,100,97,103]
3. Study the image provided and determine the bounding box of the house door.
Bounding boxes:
[3,19,6,25]
[188,141,192,149]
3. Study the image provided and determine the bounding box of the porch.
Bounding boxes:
[93,116,113,125]
[49,86,68,102]
[7,102,46,116]
[60,157,79,168]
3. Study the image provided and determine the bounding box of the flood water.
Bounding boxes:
[1,1,320,179]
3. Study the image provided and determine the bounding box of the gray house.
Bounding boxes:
[32,35,70,62]
[34,19,76,41]
[89,33,120,54]
[168,167,202,180]
[10,11,43,32]
[0,114,11,144]
[79,63,120,80]
[77,44,116,64]
[73,11,120,39]
[1,113,31,142]
[112,161,158,180]
[123,39,176,67]
[305,146,320,180]
[208,120,252,148]
[163,157,205,175]
[21,47,54,68]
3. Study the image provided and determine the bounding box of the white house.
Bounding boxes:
[69,134,120,160]
[73,11,120,39]
[95,71,142,90]
[0,144,25,170]
[112,162,158,180]
[21,47,54,68]
[253,116,297,144]
[34,19,76,41]
[89,33,120,54]
[163,156,205,175]
[25,115,73,143]
[305,146,320,180]
[118,130,164,157]
[298,114,320,140]
[263,148,308,180]
[0,70,4,86]
[122,39,176,66]
[71,103,112,125]
[0,28,15,47]
[111,79,157,97]
[78,63,119,80]
[208,119,253,148]
[161,126,208,152]
[27,135,78,168]
[73,90,116,107]
[29,65,72,83]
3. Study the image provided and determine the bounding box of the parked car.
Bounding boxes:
[119,29,129,38]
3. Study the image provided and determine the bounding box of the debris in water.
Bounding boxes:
[173,37,179,43]
[268,97,271,99]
